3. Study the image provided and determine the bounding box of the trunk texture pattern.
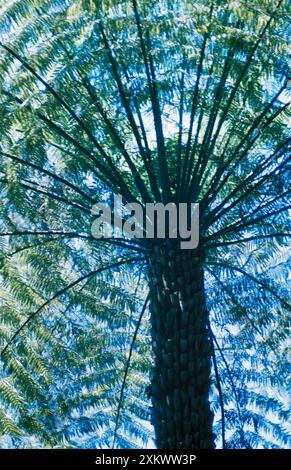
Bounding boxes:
[147,242,215,449]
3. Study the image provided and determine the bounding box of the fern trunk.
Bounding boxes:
[147,242,215,449]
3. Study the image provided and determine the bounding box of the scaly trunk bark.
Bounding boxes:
[147,242,214,449]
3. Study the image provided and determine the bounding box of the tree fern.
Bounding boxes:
[0,0,290,449]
